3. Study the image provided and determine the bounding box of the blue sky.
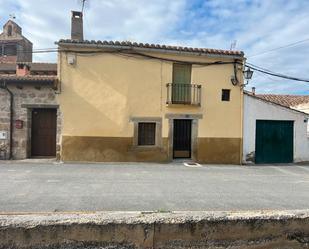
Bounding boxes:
[0,0,309,94]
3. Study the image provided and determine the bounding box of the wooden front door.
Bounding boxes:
[31,108,57,157]
[173,119,192,158]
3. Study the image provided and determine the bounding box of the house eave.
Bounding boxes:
[245,92,309,117]
[56,41,244,60]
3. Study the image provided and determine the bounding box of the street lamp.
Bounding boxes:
[243,67,254,85]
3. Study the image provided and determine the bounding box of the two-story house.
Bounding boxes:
[56,11,245,164]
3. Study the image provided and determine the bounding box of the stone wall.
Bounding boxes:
[0,89,10,159]
[0,84,60,160]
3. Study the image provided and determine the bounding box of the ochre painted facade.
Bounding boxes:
[57,43,244,164]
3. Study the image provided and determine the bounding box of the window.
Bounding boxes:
[221,89,231,101]
[4,45,17,56]
[131,117,162,149]
[173,63,192,84]
[172,63,192,103]
[7,25,12,36]
[138,122,156,146]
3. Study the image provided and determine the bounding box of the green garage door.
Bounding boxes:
[255,120,294,164]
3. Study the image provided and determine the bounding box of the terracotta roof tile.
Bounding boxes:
[0,74,56,82]
[57,39,244,57]
[244,91,309,115]
[256,94,309,108]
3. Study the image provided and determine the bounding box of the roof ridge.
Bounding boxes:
[257,94,309,97]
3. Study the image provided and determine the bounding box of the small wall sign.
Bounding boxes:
[15,120,24,129]
[0,131,7,140]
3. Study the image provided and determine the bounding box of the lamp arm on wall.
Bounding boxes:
[231,60,239,86]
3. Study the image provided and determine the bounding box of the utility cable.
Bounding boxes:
[248,37,309,58]
[4,44,309,84]
[246,63,309,83]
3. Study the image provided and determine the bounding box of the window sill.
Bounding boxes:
[130,145,162,152]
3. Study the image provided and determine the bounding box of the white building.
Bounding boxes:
[243,92,309,164]
[256,94,309,134]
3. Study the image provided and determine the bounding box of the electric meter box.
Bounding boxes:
[0,131,7,140]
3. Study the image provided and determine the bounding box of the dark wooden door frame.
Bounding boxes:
[166,114,202,162]
[31,108,57,157]
[173,119,192,158]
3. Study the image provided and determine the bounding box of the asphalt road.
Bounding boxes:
[0,162,309,212]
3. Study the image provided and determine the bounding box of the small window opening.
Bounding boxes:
[221,89,231,101]
[138,122,156,146]
[7,25,12,36]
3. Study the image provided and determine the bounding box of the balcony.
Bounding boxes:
[166,83,201,106]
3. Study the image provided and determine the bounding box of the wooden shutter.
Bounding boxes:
[172,64,192,103]
[172,64,191,84]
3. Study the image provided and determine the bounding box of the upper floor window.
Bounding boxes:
[7,25,12,36]
[172,63,192,104]
[221,89,231,101]
[172,63,192,84]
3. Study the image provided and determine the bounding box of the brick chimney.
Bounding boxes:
[71,11,83,41]
[16,63,30,76]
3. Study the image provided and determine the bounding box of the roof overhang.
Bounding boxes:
[0,76,57,88]
[56,40,244,60]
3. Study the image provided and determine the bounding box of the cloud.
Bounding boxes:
[0,0,308,94]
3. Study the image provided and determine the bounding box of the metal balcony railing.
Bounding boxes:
[166,83,201,106]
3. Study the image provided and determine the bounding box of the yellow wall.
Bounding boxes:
[57,46,244,163]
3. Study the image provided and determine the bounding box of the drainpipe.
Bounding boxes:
[0,80,13,159]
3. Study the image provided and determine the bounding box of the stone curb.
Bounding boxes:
[0,210,309,249]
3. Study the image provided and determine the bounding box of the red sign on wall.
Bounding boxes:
[15,120,23,129]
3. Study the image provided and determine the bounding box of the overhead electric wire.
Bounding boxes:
[248,37,309,58]
[246,63,309,83]
[5,44,309,84]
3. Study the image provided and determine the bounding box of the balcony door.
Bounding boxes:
[172,63,191,104]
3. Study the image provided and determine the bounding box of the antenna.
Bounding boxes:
[81,0,87,13]
[230,40,237,50]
